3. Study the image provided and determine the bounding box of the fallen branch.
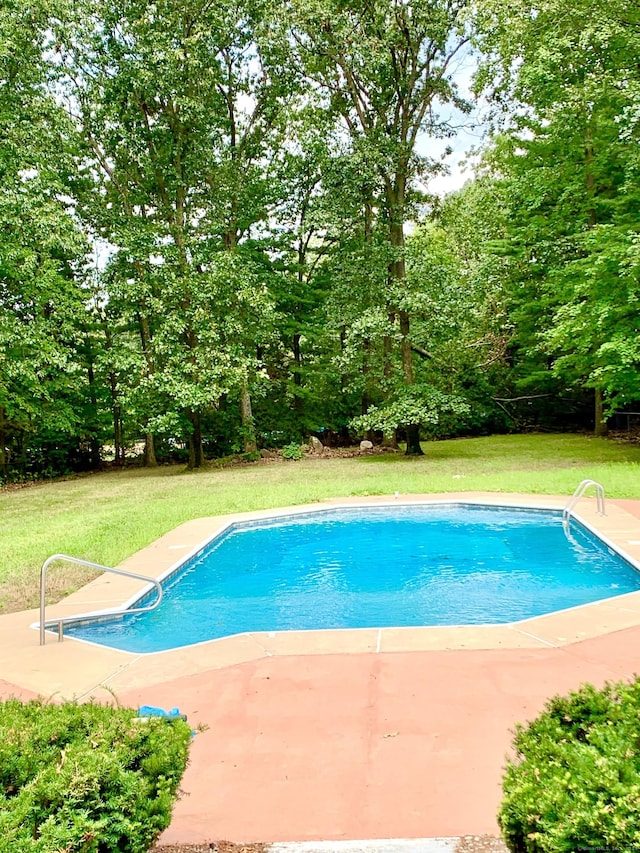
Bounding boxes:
[410,344,434,359]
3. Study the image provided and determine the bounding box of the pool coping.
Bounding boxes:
[3,491,640,701]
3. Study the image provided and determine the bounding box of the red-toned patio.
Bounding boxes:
[119,622,640,845]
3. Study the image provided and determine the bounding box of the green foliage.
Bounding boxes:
[351,388,470,435]
[499,678,640,852]
[288,0,473,435]
[53,0,291,466]
[0,697,191,852]
[281,442,305,460]
[472,0,640,420]
[0,0,92,479]
[544,226,640,410]
[2,0,640,477]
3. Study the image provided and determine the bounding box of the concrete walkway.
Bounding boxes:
[2,493,640,847]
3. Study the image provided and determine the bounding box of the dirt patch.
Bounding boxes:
[211,445,401,468]
[609,428,640,445]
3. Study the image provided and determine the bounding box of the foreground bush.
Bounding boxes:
[499,678,640,852]
[0,698,192,852]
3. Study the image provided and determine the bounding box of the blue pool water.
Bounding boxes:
[63,504,640,653]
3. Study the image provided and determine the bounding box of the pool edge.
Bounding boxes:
[5,491,640,700]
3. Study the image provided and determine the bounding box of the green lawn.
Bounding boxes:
[2,432,639,613]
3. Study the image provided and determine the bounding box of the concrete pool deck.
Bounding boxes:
[2,492,640,845]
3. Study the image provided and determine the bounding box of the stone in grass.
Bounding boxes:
[359,439,374,452]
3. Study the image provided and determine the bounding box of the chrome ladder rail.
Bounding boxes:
[39,554,163,645]
[563,479,606,529]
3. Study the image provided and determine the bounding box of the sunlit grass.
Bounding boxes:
[2,433,639,612]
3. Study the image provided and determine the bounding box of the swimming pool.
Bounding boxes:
[61,503,640,653]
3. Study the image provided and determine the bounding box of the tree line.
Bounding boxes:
[1,0,638,479]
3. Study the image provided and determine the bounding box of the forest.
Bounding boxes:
[1,0,639,478]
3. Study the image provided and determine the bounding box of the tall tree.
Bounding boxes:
[288,0,471,453]
[58,0,286,466]
[474,0,640,431]
[0,0,89,479]
[266,107,347,435]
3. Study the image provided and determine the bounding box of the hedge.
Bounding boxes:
[499,677,640,852]
[0,698,192,852]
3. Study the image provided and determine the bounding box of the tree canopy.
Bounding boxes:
[1,0,638,479]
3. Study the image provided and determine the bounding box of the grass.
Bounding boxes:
[2,432,640,613]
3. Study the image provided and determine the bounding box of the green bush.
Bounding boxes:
[499,678,640,852]
[0,698,192,852]
[281,442,304,460]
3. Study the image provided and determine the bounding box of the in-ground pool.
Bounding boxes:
[61,504,640,653]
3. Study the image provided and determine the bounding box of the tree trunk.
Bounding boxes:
[594,387,608,437]
[85,355,102,469]
[239,377,257,453]
[137,313,158,467]
[340,327,348,393]
[144,433,157,467]
[292,332,304,416]
[387,186,423,456]
[106,361,125,466]
[361,336,371,413]
[404,424,423,455]
[387,186,414,380]
[586,126,604,436]
[0,407,7,479]
[112,401,124,466]
[187,411,205,468]
[586,141,608,438]
[102,321,125,466]
[585,129,597,230]
[381,314,401,450]
[293,333,302,387]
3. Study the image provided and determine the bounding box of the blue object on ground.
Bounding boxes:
[138,704,187,721]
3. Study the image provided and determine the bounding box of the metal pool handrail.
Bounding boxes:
[563,479,606,529]
[39,553,163,645]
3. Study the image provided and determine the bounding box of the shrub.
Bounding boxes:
[0,698,191,852]
[499,678,640,852]
[281,442,304,460]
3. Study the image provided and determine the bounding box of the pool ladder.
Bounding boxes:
[563,479,606,531]
[39,554,163,645]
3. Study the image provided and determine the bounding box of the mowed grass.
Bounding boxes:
[2,432,640,613]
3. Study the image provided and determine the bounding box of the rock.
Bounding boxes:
[259,449,277,458]
[309,436,324,454]
[359,439,374,452]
